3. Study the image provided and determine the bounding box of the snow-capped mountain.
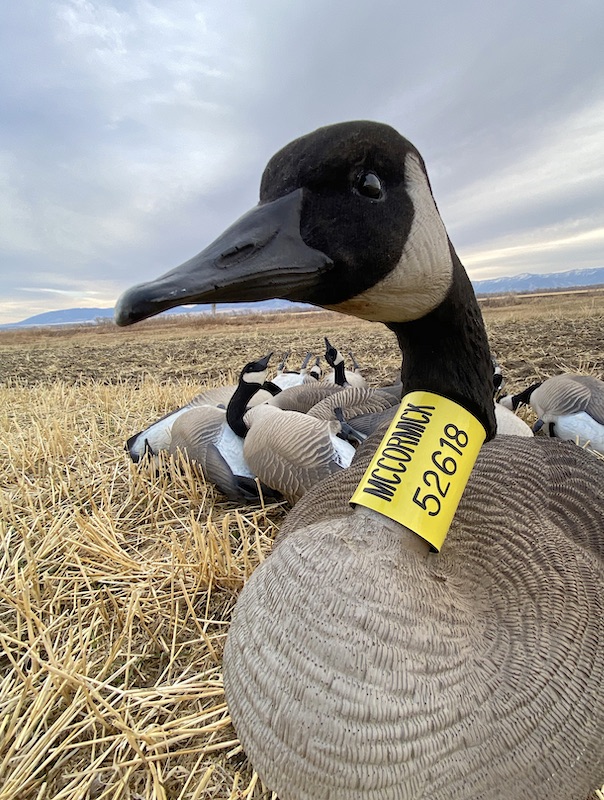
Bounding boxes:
[472,267,604,295]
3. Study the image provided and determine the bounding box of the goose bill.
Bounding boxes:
[114,189,332,326]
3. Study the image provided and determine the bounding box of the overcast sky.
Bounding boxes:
[1,0,603,324]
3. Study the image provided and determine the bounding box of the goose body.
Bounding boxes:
[271,352,320,389]
[242,404,356,505]
[493,402,533,437]
[267,382,345,413]
[307,385,399,422]
[168,405,255,499]
[500,373,604,453]
[167,354,273,501]
[126,384,237,461]
[115,121,604,800]
[307,386,533,440]
[126,363,277,462]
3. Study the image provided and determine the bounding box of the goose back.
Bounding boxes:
[306,385,398,422]
[267,383,345,413]
[242,404,355,505]
[531,373,604,424]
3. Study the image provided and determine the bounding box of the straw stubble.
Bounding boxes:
[0,378,284,799]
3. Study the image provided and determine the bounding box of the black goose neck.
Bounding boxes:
[226,381,260,438]
[513,382,542,409]
[387,249,497,440]
[333,359,347,387]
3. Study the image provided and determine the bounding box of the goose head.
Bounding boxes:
[323,337,343,370]
[226,352,273,437]
[115,121,496,439]
[239,351,272,385]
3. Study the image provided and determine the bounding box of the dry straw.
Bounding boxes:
[0,377,285,799]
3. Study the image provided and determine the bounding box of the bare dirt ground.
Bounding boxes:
[1,290,603,389]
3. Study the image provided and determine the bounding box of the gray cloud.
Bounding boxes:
[0,0,603,323]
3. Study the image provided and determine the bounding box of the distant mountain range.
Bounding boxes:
[3,267,603,329]
[2,298,311,328]
[472,267,604,295]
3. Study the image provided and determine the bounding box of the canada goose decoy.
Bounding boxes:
[500,373,604,453]
[241,403,359,505]
[306,384,400,438]
[324,396,536,441]
[267,382,345,413]
[322,337,367,387]
[126,383,237,462]
[125,357,280,462]
[115,121,604,800]
[167,353,275,502]
[307,385,399,422]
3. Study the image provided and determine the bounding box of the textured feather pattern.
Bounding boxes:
[169,406,227,457]
[268,384,344,413]
[307,386,398,421]
[531,374,604,424]
[186,384,237,409]
[223,435,604,800]
[168,406,254,500]
[243,405,355,505]
[528,374,604,452]
[305,399,533,441]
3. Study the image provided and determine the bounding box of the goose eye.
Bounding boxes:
[354,171,383,200]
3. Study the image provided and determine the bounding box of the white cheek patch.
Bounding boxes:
[325,153,453,323]
[243,370,267,385]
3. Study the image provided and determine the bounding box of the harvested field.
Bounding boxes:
[1,293,603,799]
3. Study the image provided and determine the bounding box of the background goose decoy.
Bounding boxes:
[168,352,275,501]
[266,382,344,413]
[306,384,400,439]
[126,383,237,462]
[126,355,280,462]
[132,353,272,501]
[321,337,367,387]
[241,403,359,505]
[115,121,604,800]
[499,372,604,453]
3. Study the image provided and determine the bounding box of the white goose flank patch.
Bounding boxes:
[327,153,453,322]
[216,425,255,478]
